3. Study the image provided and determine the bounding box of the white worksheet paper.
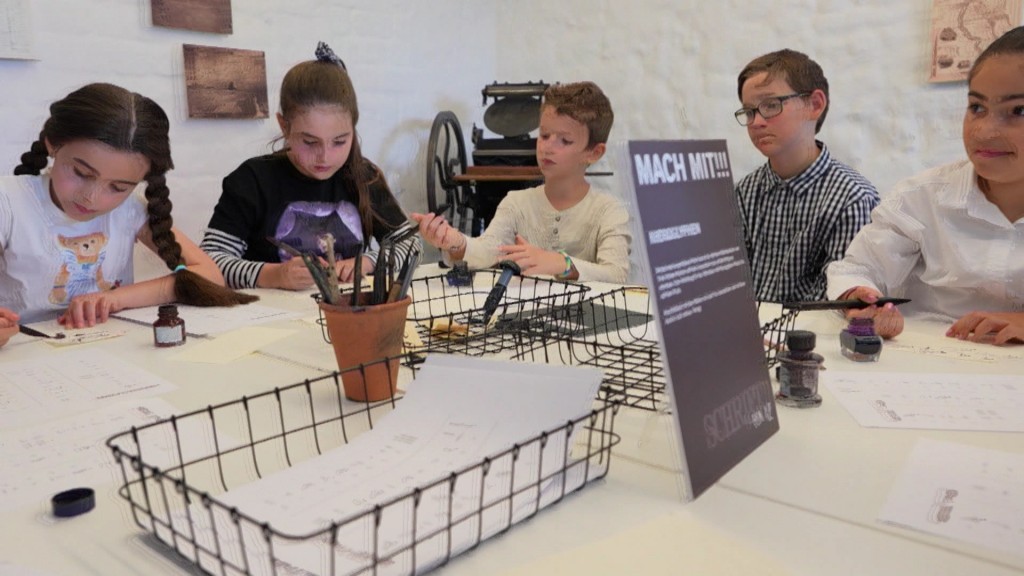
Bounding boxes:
[163,355,604,576]
[878,438,1024,558]
[0,398,184,513]
[113,303,304,337]
[821,370,1024,432]
[0,349,177,429]
[884,319,1023,363]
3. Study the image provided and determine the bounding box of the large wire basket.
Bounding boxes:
[107,352,619,576]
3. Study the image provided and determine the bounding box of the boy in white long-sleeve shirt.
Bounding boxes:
[412,82,631,284]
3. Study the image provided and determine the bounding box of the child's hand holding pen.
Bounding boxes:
[838,285,905,339]
[331,255,373,283]
[410,211,465,257]
[261,256,317,291]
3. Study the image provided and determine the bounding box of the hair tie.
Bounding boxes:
[173,264,187,273]
[315,42,346,70]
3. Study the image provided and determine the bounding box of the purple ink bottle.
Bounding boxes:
[840,317,883,362]
[776,330,823,408]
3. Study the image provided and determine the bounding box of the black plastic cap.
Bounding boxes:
[785,330,816,352]
[52,487,95,518]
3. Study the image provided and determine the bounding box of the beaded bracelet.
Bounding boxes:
[556,250,573,279]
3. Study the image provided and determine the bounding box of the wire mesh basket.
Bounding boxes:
[313,270,591,358]
[509,288,800,411]
[107,352,619,576]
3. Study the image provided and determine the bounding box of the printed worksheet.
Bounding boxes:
[113,303,304,337]
[0,398,183,513]
[885,319,1022,363]
[0,349,177,429]
[822,370,1024,432]
[879,438,1024,558]
[157,355,604,575]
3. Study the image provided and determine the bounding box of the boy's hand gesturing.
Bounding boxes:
[499,234,563,277]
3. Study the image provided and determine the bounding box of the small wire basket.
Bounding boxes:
[312,270,592,358]
[107,352,619,576]
[510,289,800,411]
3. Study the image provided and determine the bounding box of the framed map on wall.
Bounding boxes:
[929,0,1022,82]
[152,0,232,35]
[183,44,269,119]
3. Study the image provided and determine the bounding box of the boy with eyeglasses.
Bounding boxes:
[734,49,879,302]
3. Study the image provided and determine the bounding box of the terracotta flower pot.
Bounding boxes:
[319,294,411,402]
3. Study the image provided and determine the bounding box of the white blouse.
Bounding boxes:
[826,160,1024,320]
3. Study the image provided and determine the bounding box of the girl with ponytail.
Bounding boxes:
[1,82,256,327]
[201,42,417,290]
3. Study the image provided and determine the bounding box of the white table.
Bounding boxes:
[1,284,1021,576]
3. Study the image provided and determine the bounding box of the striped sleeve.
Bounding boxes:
[370,234,421,275]
[199,228,265,289]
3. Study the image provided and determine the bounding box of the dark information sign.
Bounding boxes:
[624,140,778,499]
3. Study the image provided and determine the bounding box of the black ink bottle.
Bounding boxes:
[445,261,474,287]
[153,304,186,347]
[776,330,823,408]
[840,317,883,362]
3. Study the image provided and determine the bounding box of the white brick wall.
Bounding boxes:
[1,1,1000,275]
[0,0,496,257]
[496,0,973,197]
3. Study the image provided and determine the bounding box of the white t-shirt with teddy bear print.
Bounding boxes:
[0,172,147,323]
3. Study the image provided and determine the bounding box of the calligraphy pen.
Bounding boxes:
[266,236,303,258]
[473,260,521,325]
[19,325,65,339]
[783,297,911,311]
[351,242,364,307]
[266,236,338,304]
[371,221,421,305]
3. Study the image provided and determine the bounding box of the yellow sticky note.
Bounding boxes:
[174,327,296,364]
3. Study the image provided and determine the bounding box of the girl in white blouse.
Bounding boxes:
[826,26,1024,346]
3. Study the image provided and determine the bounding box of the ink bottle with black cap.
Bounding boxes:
[445,261,474,287]
[776,330,823,408]
[153,304,186,347]
[840,317,883,362]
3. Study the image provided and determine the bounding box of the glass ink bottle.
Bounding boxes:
[840,317,883,362]
[153,304,186,347]
[776,330,823,408]
[445,261,474,287]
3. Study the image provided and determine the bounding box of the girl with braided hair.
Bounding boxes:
[201,42,417,290]
[1,82,256,328]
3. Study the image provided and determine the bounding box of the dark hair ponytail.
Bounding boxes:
[969,26,1024,82]
[15,83,257,307]
[277,49,402,243]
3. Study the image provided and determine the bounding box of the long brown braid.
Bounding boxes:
[14,83,257,307]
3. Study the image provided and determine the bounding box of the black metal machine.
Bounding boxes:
[426,81,549,236]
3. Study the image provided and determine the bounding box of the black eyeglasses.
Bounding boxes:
[734,93,809,126]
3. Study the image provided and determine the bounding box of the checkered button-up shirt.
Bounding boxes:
[735,142,879,302]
